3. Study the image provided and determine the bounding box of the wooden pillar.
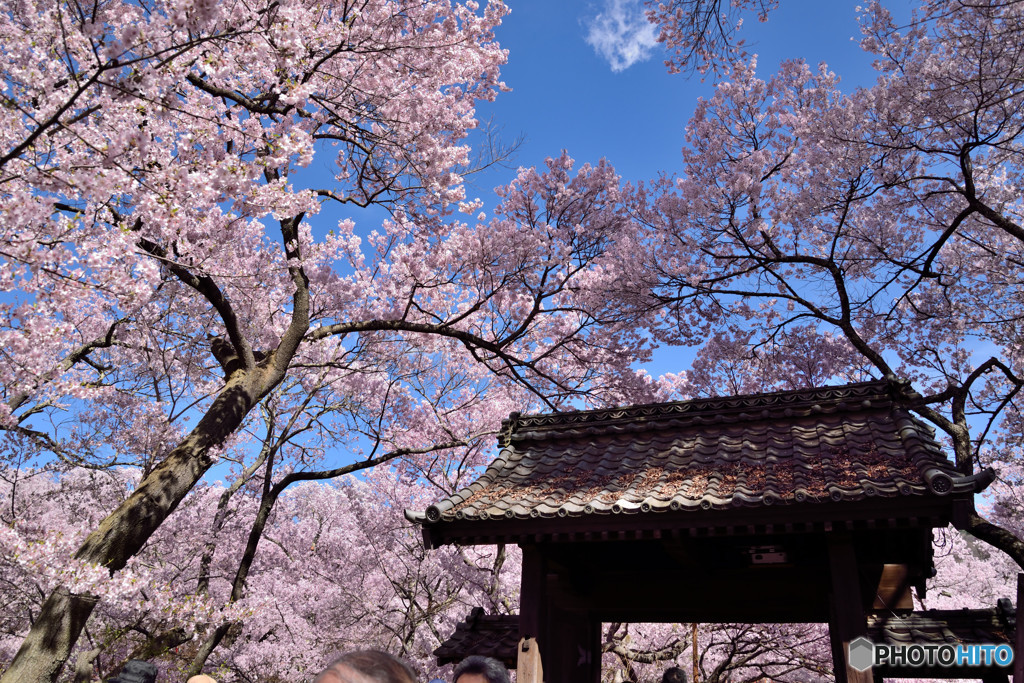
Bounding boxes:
[518,544,601,683]
[519,543,548,677]
[540,610,600,683]
[828,533,872,683]
[518,637,544,683]
[1015,573,1024,683]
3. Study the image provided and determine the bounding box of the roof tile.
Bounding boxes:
[412,381,986,527]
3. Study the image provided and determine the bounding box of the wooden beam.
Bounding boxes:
[520,545,601,682]
[872,564,913,612]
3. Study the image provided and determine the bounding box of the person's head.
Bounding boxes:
[109,660,158,683]
[313,650,417,683]
[662,666,688,683]
[452,655,510,683]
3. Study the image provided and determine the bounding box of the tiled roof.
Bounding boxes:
[409,381,989,526]
[867,605,1015,676]
[867,601,1015,647]
[433,607,519,668]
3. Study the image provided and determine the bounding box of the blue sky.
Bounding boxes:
[466,0,911,196]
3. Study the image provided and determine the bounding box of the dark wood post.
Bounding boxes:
[1015,573,1023,683]
[518,543,602,683]
[519,543,548,676]
[828,533,872,683]
[540,610,600,683]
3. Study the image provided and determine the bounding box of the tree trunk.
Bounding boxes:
[72,646,102,683]
[1,374,267,683]
[2,589,97,683]
[965,508,1024,570]
[185,623,233,680]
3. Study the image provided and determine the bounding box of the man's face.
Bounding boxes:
[454,674,490,683]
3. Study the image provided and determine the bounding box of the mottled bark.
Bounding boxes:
[71,647,101,683]
[2,589,98,683]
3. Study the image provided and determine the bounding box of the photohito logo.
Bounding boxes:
[848,637,1014,672]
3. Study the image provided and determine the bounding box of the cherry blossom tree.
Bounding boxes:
[641,0,1024,568]
[644,0,779,75]
[0,467,244,680]
[185,466,518,682]
[0,463,520,682]
[175,362,523,679]
[10,0,1024,680]
[0,0,659,678]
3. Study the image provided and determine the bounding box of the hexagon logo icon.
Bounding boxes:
[848,637,875,672]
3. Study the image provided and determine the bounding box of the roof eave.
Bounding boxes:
[418,494,969,548]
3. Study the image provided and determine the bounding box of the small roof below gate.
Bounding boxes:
[407,380,990,548]
[433,607,518,668]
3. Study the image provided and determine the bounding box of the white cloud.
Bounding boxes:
[583,0,660,73]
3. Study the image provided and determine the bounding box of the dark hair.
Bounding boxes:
[453,655,511,683]
[107,660,158,683]
[662,666,689,683]
[315,650,417,683]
